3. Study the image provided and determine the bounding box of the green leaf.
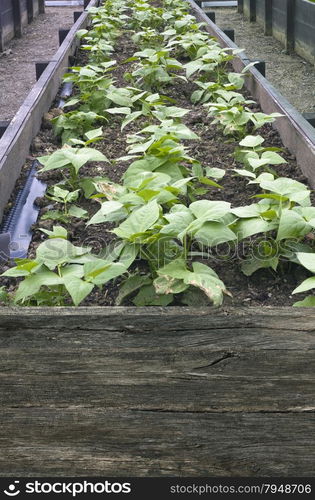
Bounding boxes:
[83,260,111,278]
[106,89,133,107]
[87,201,125,226]
[132,284,173,306]
[192,162,203,178]
[38,150,72,171]
[259,177,311,206]
[128,138,155,155]
[63,276,94,306]
[242,61,260,73]
[107,107,131,115]
[68,205,88,219]
[261,151,287,165]
[180,287,211,306]
[40,226,68,239]
[113,200,160,239]
[0,286,9,303]
[116,275,151,305]
[231,204,262,218]
[189,200,231,221]
[157,258,189,280]
[84,261,126,286]
[293,296,315,307]
[184,262,228,306]
[153,106,186,121]
[194,222,237,246]
[76,29,88,39]
[277,210,310,241]
[85,127,103,140]
[233,218,277,240]
[38,147,109,174]
[248,151,286,170]
[161,208,194,237]
[154,275,188,295]
[239,135,264,148]
[119,243,139,269]
[63,98,80,108]
[2,261,41,277]
[241,256,279,276]
[61,264,84,279]
[233,169,256,179]
[205,167,226,180]
[14,271,63,303]
[41,211,69,223]
[36,239,91,269]
[123,156,165,183]
[191,89,204,104]
[121,111,142,130]
[199,177,222,188]
[184,59,202,78]
[253,193,288,202]
[292,277,315,295]
[296,253,315,274]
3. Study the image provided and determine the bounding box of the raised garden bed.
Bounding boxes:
[1,0,315,308]
[0,0,99,221]
[0,0,315,476]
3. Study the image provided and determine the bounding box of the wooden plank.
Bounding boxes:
[0,14,4,52]
[39,0,45,14]
[12,0,22,38]
[0,307,315,413]
[0,0,14,51]
[0,349,314,412]
[0,409,314,476]
[0,307,314,475]
[285,0,296,53]
[303,112,315,128]
[1,306,315,337]
[264,0,272,36]
[0,121,10,138]
[249,0,256,22]
[27,0,34,24]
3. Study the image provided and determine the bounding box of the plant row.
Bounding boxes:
[1,0,315,307]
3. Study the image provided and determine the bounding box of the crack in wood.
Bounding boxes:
[130,408,315,414]
[2,406,315,414]
[193,352,236,370]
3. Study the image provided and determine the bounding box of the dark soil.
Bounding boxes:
[0,15,313,308]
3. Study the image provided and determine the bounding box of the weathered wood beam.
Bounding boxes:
[0,306,315,476]
[264,0,272,35]
[12,0,22,38]
[39,0,45,14]
[27,0,34,24]
[286,0,296,53]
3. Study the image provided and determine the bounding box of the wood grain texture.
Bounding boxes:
[1,408,315,477]
[0,306,315,476]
